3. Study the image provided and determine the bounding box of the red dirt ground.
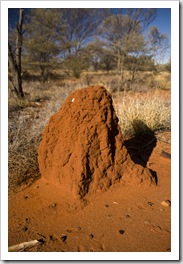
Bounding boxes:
[8,87,171,253]
[8,134,171,252]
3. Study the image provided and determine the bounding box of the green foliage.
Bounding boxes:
[84,39,116,72]
[58,9,108,57]
[24,9,61,82]
[100,11,155,76]
[126,55,155,72]
[100,50,116,71]
[165,59,171,73]
[63,55,86,79]
[9,8,170,82]
[147,26,169,66]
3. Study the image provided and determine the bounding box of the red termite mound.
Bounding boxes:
[38,86,156,200]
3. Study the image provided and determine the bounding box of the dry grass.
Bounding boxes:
[8,80,75,192]
[8,71,171,191]
[113,90,171,137]
[79,70,171,93]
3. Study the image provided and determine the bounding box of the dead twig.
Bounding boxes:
[8,239,40,252]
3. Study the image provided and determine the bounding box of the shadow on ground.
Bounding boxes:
[124,120,158,184]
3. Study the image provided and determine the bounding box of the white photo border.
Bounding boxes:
[1,1,179,261]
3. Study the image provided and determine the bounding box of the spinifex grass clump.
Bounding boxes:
[114,93,171,137]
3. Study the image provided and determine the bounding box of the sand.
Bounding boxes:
[8,137,171,252]
[8,86,171,254]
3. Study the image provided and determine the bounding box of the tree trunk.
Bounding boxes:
[120,53,126,82]
[8,9,24,98]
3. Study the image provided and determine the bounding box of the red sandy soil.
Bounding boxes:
[8,133,171,252]
[8,87,171,252]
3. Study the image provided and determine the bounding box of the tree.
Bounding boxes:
[147,26,169,68]
[58,8,110,77]
[8,8,24,98]
[101,14,133,75]
[100,9,157,78]
[125,8,157,32]
[63,53,87,78]
[126,54,155,80]
[165,58,171,73]
[58,9,109,58]
[83,39,106,71]
[100,48,115,72]
[24,9,61,82]
[24,8,110,79]
[123,32,146,80]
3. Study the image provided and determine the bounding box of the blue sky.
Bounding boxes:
[8,8,171,39]
[8,8,171,62]
[146,8,171,63]
[150,8,171,43]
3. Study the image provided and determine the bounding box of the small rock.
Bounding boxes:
[125,214,130,218]
[50,203,57,208]
[49,235,54,240]
[144,220,151,226]
[160,151,171,159]
[107,214,112,218]
[119,230,125,235]
[37,238,45,244]
[104,204,109,208]
[148,202,154,207]
[89,234,94,239]
[61,235,67,242]
[22,226,28,232]
[161,200,171,207]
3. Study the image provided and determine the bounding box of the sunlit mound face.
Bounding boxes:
[38,86,156,201]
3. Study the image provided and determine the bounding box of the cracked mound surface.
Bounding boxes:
[38,86,156,200]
